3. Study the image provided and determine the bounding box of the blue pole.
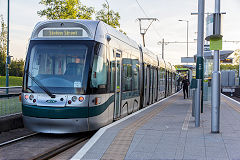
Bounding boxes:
[239,58,240,86]
[6,0,10,94]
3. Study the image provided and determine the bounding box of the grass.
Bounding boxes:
[0,76,23,87]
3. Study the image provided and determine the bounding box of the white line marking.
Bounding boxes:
[182,107,191,131]
[221,93,240,105]
[71,91,180,160]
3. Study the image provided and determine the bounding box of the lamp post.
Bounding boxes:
[178,20,189,57]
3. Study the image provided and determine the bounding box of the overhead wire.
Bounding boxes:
[135,0,148,17]
[135,0,163,42]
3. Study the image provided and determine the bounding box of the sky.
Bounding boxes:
[0,0,240,65]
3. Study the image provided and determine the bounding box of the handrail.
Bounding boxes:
[0,86,22,89]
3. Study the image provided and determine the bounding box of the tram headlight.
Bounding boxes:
[79,96,84,102]
[72,96,77,102]
[29,94,34,100]
[24,95,29,100]
[22,94,37,106]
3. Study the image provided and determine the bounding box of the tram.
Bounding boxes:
[21,20,177,133]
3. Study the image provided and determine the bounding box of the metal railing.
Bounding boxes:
[0,86,22,118]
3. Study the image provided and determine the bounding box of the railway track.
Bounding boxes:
[0,132,38,148]
[0,131,95,160]
[31,135,91,160]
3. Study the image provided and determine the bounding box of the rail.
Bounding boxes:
[0,86,22,89]
[0,133,38,148]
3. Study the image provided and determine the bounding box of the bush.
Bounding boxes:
[9,59,24,77]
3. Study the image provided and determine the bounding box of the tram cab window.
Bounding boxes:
[26,42,92,94]
[90,44,108,90]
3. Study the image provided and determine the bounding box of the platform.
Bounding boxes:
[71,92,240,160]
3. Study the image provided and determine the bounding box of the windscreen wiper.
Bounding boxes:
[26,72,56,98]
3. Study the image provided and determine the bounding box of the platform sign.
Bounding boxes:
[206,14,214,41]
[210,37,222,50]
[196,57,204,79]
[181,57,195,63]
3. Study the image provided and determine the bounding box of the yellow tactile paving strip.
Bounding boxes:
[101,94,179,160]
[222,96,240,113]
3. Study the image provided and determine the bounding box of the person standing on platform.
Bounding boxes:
[182,76,190,99]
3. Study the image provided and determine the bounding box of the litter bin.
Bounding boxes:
[190,79,197,117]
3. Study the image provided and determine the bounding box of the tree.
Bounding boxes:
[37,0,95,20]
[233,49,240,65]
[0,15,7,76]
[9,59,24,77]
[96,1,120,29]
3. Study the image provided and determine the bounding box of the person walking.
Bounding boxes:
[182,76,190,99]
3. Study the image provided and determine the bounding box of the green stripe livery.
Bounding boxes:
[22,91,140,119]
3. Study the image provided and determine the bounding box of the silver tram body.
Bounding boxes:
[22,20,177,133]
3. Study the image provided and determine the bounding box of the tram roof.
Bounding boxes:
[30,19,139,49]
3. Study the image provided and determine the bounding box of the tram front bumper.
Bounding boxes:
[23,116,89,134]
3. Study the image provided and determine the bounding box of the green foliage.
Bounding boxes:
[37,0,95,20]
[220,64,239,76]
[38,0,126,34]
[96,2,120,29]
[174,65,185,69]
[233,49,240,64]
[9,59,24,77]
[0,15,7,76]
[220,64,239,71]
[0,76,23,87]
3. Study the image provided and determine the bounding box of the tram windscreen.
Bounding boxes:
[27,42,90,94]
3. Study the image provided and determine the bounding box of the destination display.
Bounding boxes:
[43,29,83,37]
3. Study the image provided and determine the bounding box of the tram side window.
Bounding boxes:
[158,68,161,92]
[109,49,115,92]
[160,67,165,91]
[110,61,115,92]
[122,56,132,91]
[132,58,139,90]
[91,44,108,90]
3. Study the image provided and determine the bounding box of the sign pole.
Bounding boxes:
[162,38,164,59]
[195,0,205,127]
[239,58,240,85]
[211,0,221,133]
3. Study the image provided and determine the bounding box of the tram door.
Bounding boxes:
[114,51,122,119]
